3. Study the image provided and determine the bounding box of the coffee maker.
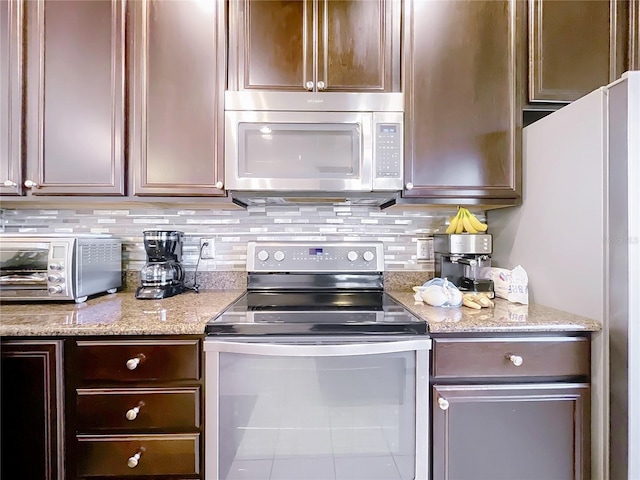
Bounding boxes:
[433,233,494,296]
[135,230,186,299]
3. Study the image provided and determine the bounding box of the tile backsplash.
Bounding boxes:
[0,204,483,272]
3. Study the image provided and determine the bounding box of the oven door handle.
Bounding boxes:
[204,338,431,356]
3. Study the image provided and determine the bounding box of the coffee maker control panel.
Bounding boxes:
[434,234,492,254]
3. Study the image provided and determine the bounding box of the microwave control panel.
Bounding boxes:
[374,123,402,178]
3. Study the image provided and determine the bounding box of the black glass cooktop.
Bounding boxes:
[205,291,426,336]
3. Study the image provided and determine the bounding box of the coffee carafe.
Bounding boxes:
[135,230,186,299]
[433,233,494,296]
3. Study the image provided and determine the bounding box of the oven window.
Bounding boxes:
[238,123,361,179]
[217,352,416,480]
[0,249,49,287]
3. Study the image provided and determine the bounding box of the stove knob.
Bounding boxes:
[48,285,63,294]
[363,251,375,262]
[274,250,285,262]
[347,251,358,262]
[257,250,269,261]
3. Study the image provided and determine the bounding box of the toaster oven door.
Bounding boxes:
[0,242,51,298]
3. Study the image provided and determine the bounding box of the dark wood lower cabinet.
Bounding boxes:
[432,383,590,480]
[0,339,65,480]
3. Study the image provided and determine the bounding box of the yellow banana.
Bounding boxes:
[446,214,458,234]
[455,210,465,234]
[461,210,478,234]
[462,207,488,232]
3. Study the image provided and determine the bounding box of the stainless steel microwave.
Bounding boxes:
[224,92,404,195]
[0,234,122,303]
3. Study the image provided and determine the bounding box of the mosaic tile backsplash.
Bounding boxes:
[0,205,485,273]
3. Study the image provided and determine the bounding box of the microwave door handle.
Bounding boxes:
[204,339,431,357]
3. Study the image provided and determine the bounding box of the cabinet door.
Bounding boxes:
[631,0,640,70]
[1,340,65,480]
[318,0,400,92]
[0,0,23,196]
[130,0,226,196]
[228,0,312,91]
[528,0,629,103]
[403,0,522,202]
[432,383,590,480]
[24,0,125,195]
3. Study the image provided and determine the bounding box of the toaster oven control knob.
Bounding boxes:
[257,250,269,262]
[274,250,285,262]
[48,285,63,294]
[47,274,63,283]
[363,251,374,262]
[50,263,63,271]
[347,251,358,262]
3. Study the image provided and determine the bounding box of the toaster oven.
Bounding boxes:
[0,234,122,303]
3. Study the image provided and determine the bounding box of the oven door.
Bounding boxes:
[204,336,430,480]
[0,242,51,298]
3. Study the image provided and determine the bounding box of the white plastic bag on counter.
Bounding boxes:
[412,278,463,307]
[480,265,529,304]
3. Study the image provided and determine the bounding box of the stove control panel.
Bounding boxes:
[247,241,385,272]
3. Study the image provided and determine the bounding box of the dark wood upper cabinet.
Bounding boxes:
[1,340,65,480]
[129,0,226,196]
[0,0,23,197]
[22,0,125,196]
[403,0,523,203]
[228,0,400,92]
[528,0,629,103]
[631,0,640,70]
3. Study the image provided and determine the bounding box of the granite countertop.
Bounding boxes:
[387,290,602,333]
[0,289,601,337]
[0,290,245,336]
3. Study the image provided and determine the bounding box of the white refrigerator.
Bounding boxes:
[488,71,639,480]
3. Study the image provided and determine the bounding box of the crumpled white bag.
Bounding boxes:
[413,278,463,307]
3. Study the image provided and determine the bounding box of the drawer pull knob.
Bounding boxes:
[438,397,450,410]
[507,354,523,366]
[127,448,145,468]
[126,406,140,421]
[126,354,145,370]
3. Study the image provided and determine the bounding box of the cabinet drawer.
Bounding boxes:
[76,387,200,431]
[432,337,590,379]
[75,340,200,382]
[76,434,199,476]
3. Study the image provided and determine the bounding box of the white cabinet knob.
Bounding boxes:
[305,81,314,91]
[317,80,326,90]
[3,180,17,187]
[438,397,450,410]
[126,406,140,421]
[215,181,223,189]
[506,354,523,366]
[24,179,39,188]
[127,451,143,468]
[405,182,414,190]
[126,355,145,370]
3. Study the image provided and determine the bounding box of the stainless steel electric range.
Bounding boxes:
[204,241,431,480]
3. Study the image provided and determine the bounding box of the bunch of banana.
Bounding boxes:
[445,207,488,234]
[462,292,494,310]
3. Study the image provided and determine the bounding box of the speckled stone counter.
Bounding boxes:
[0,288,602,337]
[0,290,245,336]
[387,290,602,333]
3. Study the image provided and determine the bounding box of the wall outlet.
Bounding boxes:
[200,238,215,260]
[416,237,433,261]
